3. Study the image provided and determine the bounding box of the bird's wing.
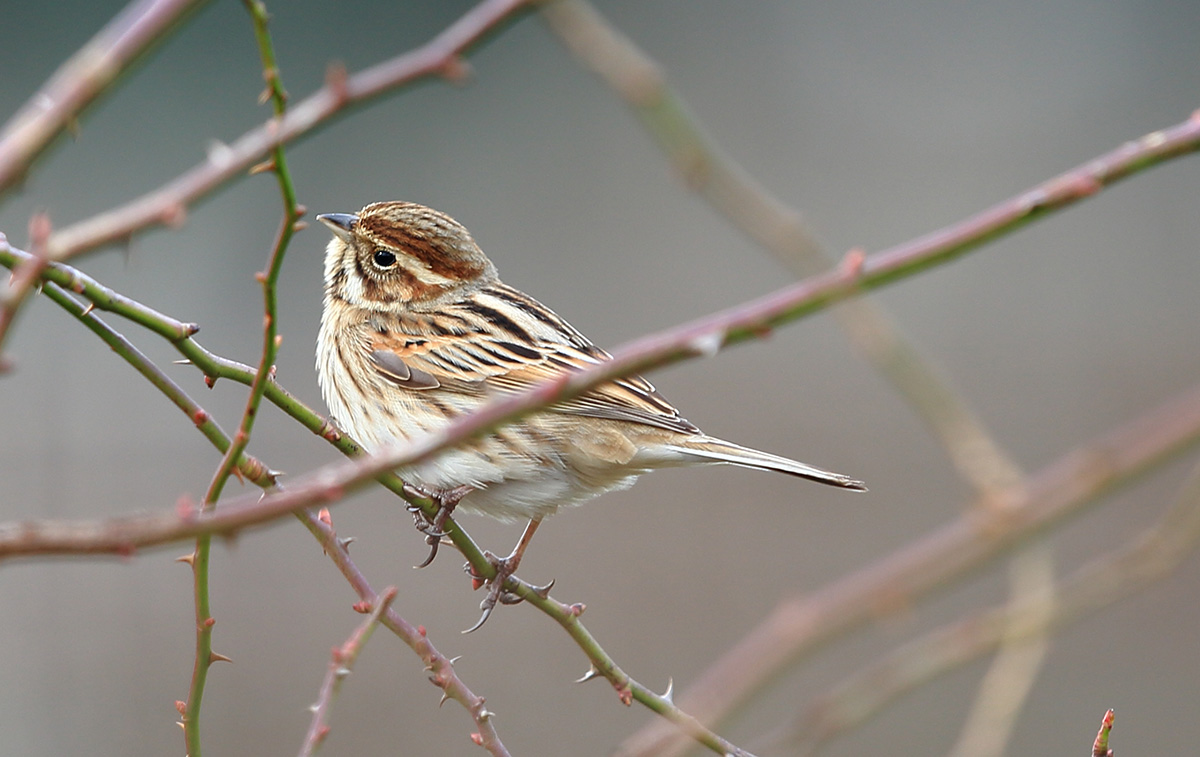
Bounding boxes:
[366,288,700,435]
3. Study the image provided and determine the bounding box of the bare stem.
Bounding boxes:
[769,458,1200,754]
[0,0,211,196]
[613,381,1200,757]
[298,587,398,757]
[40,0,538,262]
[2,109,1200,555]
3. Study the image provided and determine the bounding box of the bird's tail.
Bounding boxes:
[664,437,867,491]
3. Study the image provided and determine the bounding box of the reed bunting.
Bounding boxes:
[316,202,865,626]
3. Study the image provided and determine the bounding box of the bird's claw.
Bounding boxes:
[405,484,472,569]
[462,550,526,633]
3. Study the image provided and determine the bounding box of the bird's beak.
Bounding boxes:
[316,213,358,242]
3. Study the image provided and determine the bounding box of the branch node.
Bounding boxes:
[325,60,349,104]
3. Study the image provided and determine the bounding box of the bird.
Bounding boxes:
[315,201,865,628]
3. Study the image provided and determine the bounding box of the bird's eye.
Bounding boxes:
[372,249,397,268]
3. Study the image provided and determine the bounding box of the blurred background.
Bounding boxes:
[2,0,1199,755]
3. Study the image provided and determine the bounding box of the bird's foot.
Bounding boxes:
[404,483,472,569]
[462,519,546,633]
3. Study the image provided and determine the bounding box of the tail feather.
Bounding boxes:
[665,437,867,491]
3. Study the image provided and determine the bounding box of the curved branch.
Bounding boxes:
[0,0,211,196]
[41,0,537,261]
[4,110,1200,558]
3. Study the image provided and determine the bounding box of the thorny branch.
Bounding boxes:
[38,0,538,264]
[542,6,1052,752]
[298,586,398,757]
[181,3,309,755]
[0,0,211,358]
[4,109,1200,558]
[3,2,1200,753]
[767,459,1200,754]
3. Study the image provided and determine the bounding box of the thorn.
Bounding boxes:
[439,692,451,707]
[172,359,193,365]
[662,677,674,704]
[308,702,320,713]
[447,655,462,666]
[177,721,186,730]
[175,552,196,566]
[462,605,492,634]
[439,55,473,85]
[28,211,52,248]
[209,651,233,664]
[325,61,349,104]
[575,665,601,684]
[334,667,351,680]
[248,158,275,175]
[176,495,198,520]
[160,202,187,230]
[840,246,866,281]
[336,536,355,551]
[617,686,633,707]
[689,330,723,358]
[182,322,200,337]
[292,219,308,233]
[80,301,95,317]
[531,578,555,599]
[204,374,217,388]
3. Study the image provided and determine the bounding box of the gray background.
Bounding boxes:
[2,1,1199,755]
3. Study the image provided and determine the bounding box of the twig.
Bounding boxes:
[1093,709,1115,757]
[181,5,307,753]
[33,281,272,488]
[0,240,493,581]
[0,0,210,363]
[298,586,398,757]
[296,511,512,756]
[542,9,1055,749]
[508,586,758,756]
[40,0,537,262]
[3,108,1200,555]
[18,260,512,753]
[0,215,53,367]
[7,245,749,756]
[0,0,211,197]
[767,458,1200,754]
[612,382,1200,757]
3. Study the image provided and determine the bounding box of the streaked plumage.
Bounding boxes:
[316,201,865,525]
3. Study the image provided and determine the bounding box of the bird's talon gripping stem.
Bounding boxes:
[461,519,543,632]
[406,484,472,569]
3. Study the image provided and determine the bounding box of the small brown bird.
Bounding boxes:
[316,202,864,626]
